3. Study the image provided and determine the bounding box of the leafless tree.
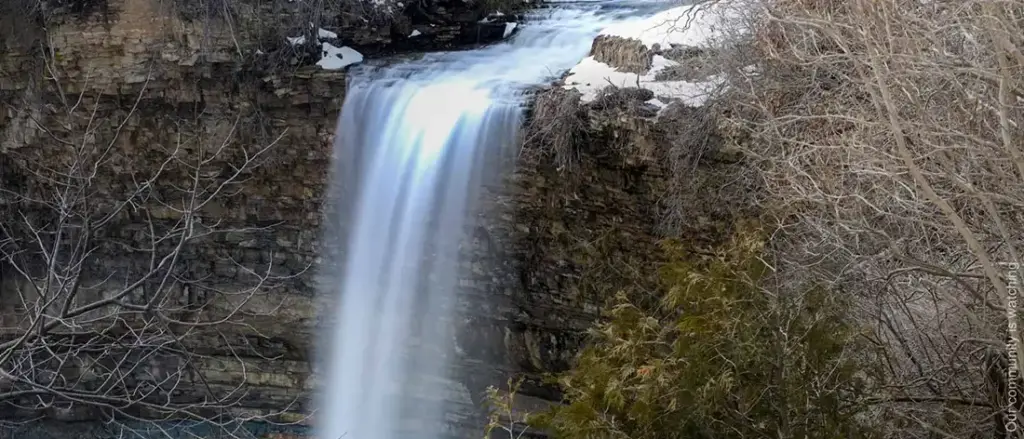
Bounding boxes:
[686,0,1024,436]
[0,38,303,437]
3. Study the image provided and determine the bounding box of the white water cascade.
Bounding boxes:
[317,3,668,439]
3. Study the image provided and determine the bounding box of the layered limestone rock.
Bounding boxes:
[0,2,673,438]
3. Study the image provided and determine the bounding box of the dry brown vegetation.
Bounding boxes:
[516,0,1024,437]
[701,0,1024,436]
[522,87,589,173]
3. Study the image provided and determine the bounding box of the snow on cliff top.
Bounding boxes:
[318,42,364,70]
[563,1,741,105]
[598,2,734,49]
[563,55,723,105]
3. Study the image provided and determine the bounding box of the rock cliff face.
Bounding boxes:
[0,1,670,438]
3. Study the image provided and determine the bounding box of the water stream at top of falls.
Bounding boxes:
[318,3,674,439]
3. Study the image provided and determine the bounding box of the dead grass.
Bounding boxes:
[655,45,721,81]
[655,100,754,241]
[522,87,589,172]
[589,86,655,112]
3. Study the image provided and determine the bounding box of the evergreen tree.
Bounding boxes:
[532,222,878,439]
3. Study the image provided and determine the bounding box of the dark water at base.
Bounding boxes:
[0,421,307,439]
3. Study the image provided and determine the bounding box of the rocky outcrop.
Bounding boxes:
[589,35,653,73]
[0,0,523,92]
[0,1,674,438]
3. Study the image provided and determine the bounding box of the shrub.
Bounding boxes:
[523,88,589,172]
[531,221,878,439]
[705,0,1024,435]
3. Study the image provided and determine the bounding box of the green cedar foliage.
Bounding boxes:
[531,222,878,439]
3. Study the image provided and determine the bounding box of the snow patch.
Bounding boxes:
[481,11,507,23]
[287,35,306,46]
[562,55,721,105]
[645,98,667,109]
[599,2,738,49]
[561,1,741,106]
[503,22,518,39]
[409,29,422,37]
[318,28,338,39]
[317,42,364,70]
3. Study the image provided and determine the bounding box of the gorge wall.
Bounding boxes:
[0,1,675,437]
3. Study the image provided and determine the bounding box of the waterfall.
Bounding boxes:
[317,3,668,439]
[319,78,522,439]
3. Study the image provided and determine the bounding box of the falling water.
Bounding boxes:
[318,3,671,439]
